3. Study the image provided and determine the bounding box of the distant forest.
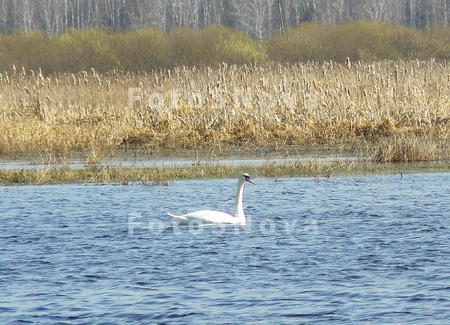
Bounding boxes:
[1,0,449,39]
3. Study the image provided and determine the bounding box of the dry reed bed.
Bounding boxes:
[0,60,448,163]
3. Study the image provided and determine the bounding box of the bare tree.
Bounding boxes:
[13,0,35,32]
[226,0,273,39]
[332,0,351,23]
[358,0,397,21]
[0,0,449,35]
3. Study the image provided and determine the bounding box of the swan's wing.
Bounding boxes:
[186,210,233,223]
[168,210,238,225]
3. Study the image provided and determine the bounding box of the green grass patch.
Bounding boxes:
[1,160,448,185]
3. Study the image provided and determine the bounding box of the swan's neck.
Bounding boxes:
[234,179,246,222]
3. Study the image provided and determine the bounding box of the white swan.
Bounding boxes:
[168,173,254,225]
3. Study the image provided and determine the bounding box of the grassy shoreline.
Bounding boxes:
[1,151,448,185]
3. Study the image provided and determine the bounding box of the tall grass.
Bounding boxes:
[0,61,448,163]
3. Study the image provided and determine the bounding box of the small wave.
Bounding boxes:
[284,310,338,318]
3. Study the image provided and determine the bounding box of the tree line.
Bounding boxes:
[0,0,449,39]
[1,22,448,75]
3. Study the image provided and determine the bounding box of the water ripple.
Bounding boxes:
[0,173,449,323]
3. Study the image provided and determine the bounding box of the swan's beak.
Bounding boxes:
[243,173,254,184]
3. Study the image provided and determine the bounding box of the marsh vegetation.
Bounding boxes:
[1,60,448,163]
[0,24,448,184]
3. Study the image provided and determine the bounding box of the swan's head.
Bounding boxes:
[242,173,254,184]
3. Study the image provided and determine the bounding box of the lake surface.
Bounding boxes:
[1,173,449,324]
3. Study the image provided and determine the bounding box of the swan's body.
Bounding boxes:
[168,173,254,226]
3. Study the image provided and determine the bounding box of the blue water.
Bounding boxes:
[1,173,449,324]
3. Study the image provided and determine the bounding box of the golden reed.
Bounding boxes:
[0,60,448,163]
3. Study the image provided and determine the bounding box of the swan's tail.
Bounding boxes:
[167,212,187,222]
